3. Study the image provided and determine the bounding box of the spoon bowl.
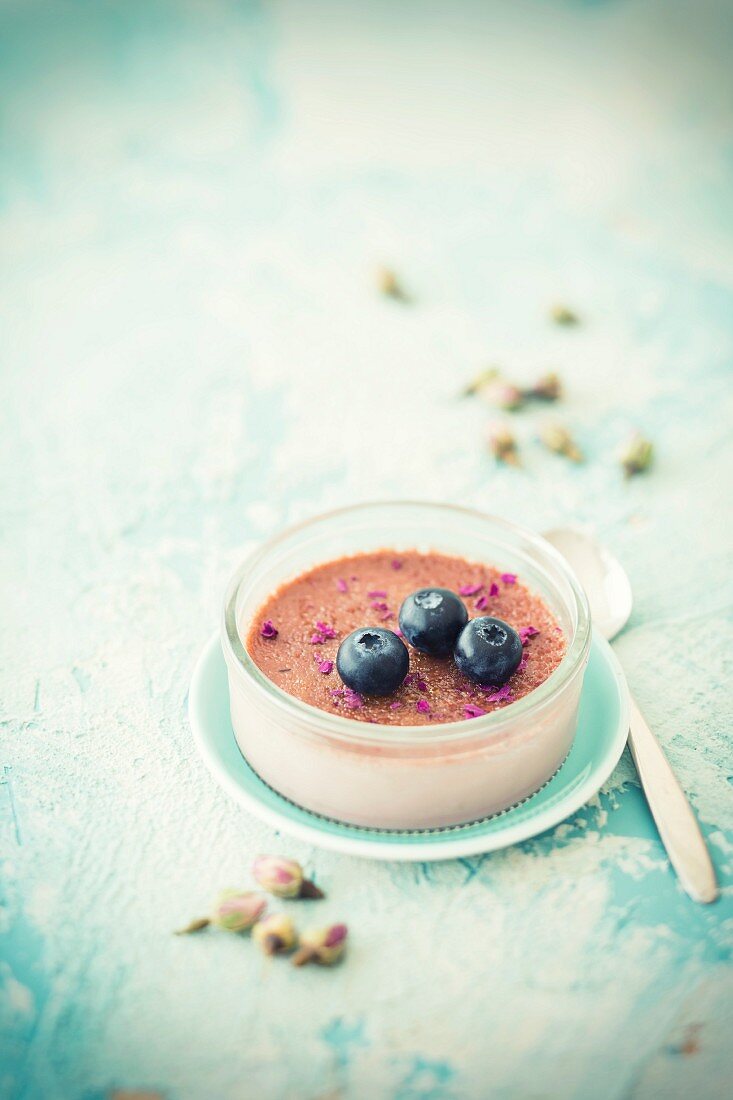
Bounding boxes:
[543,526,633,641]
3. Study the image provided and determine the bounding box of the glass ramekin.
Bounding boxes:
[222,502,591,830]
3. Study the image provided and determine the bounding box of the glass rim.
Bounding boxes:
[221,501,591,748]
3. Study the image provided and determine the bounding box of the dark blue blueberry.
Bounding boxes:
[453,616,522,686]
[398,588,468,657]
[336,627,409,697]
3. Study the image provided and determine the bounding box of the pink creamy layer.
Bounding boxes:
[246,550,566,725]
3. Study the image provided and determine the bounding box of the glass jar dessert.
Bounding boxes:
[222,502,591,830]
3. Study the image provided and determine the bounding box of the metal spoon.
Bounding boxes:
[544,526,719,904]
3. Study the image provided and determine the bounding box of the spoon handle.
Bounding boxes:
[627,695,719,903]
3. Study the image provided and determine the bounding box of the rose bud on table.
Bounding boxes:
[175,890,266,935]
[252,855,324,899]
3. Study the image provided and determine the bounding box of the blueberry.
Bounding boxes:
[453,616,522,686]
[336,627,409,697]
[398,588,468,657]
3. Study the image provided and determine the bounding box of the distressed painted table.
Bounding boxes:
[1,2,732,1098]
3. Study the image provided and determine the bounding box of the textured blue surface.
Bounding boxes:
[1,2,732,1099]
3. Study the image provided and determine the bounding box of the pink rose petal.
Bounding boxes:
[475,595,488,611]
[501,573,517,585]
[459,583,483,597]
[310,620,337,644]
[485,684,513,703]
[260,620,278,639]
[416,699,430,714]
[464,703,487,719]
[489,582,500,597]
[336,578,348,593]
[391,559,402,570]
[316,658,334,675]
[368,589,388,598]
[519,625,540,646]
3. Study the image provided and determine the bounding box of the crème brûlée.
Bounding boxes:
[246,549,566,724]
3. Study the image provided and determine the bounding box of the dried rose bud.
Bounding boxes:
[481,377,524,411]
[175,890,266,935]
[620,432,653,478]
[253,913,297,956]
[377,266,410,303]
[292,923,348,967]
[462,368,524,410]
[488,423,520,466]
[550,304,579,326]
[527,371,562,402]
[211,890,267,932]
[252,855,324,899]
[539,422,583,462]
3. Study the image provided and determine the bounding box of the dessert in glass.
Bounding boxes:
[222,502,591,830]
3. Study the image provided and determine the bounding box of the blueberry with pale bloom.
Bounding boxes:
[336,627,409,696]
[399,588,468,657]
[454,616,522,687]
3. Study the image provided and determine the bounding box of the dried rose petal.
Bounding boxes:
[371,601,389,612]
[390,701,402,710]
[310,620,337,644]
[501,573,517,585]
[260,620,278,639]
[519,625,539,645]
[316,658,334,675]
[417,680,428,693]
[336,578,348,593]
[343,688,364,709]
[489,582,500,597]
[475,595,489,611]
[464,704,487,719]
[391,559,402,570]
[485,684,513,703]
[459,583,483,597]
[368,589,388,598]
[416,699,430,714]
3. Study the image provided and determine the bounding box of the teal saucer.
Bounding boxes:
[189,631,629,861]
